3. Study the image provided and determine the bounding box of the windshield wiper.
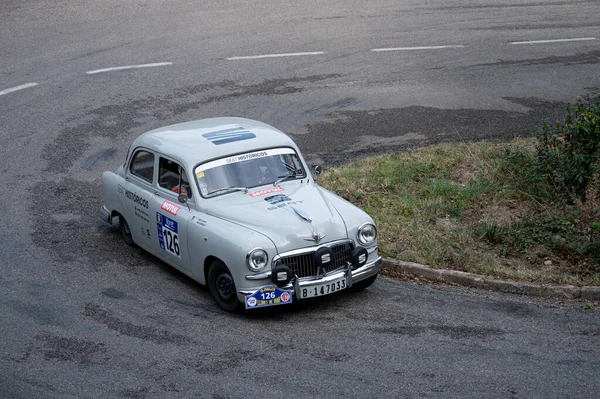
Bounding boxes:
[206,186,248,196]
[274,173,301,187]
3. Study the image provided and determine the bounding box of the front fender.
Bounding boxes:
[187,215,277,286]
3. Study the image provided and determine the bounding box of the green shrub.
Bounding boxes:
[497,144,553,203]
[537,94,600,200]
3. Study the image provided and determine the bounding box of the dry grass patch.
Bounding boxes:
[321,139,600,286]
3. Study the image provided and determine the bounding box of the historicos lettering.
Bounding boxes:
[118,184,149,209]
[225,151,268,164]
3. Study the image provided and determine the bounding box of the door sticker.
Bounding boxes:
[161,199,181,216]
[156,212,181,259]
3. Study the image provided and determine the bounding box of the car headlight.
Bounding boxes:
[357,223,377,245]
[246,248,268,271]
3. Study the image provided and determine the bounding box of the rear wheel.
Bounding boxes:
[349,274,378,292]
[119,215,135,247]
[207,261,244,313]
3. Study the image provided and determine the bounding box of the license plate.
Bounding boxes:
[299,276,347,299]
[245,286,293,309]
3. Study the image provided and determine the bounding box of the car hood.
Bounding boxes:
[205,183,347,253]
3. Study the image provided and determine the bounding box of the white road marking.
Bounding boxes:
[226,52,326,60]
[371,45,466,52]
[0,82,38,97]
[510,37,597,45]
[86,62,173,75]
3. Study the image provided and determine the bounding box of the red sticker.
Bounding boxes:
[161,200,181,216]
[249,187,285,197]
[281,292,291,302]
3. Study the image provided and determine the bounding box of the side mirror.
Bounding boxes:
[177,193,188,204]
[314,165,322,183]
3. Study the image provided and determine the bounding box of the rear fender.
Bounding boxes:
[102,171,127,223]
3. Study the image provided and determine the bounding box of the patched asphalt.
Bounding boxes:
[1,0,600,397]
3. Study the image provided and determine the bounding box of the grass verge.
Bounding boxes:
[320,138,600,286]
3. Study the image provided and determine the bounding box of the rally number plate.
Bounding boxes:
[299,275,347,299]
[245,286,293,309]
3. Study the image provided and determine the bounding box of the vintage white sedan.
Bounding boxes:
[101,118,381,312]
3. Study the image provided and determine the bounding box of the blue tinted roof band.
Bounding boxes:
[210,133,257,145]
[202,127,248,137]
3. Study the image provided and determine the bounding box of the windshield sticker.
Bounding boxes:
[161,200,180,216]
[196,148,296,174]
[157,213,181,259]
[202,127,256,145]
[196,171,205,178]
[249,187,284,197]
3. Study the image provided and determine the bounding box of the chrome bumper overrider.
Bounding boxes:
[101,205,112,224]
[238,256,382,299]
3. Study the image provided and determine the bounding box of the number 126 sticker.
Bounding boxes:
[156,212,181,258]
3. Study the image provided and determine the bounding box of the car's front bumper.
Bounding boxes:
[237,256,382,301]
[100,205,112,224]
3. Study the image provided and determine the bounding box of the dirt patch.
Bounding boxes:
[450,164,477,186]
[464,202,530,228]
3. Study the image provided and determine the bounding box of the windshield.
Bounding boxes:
[194,147,306,198]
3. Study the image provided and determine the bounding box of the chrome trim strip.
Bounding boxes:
[100,205,111,224]
[245,271,272,280]
[291,206,312,223]
[271,238,353,265]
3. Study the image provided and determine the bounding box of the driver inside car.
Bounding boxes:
[171,169,192,199]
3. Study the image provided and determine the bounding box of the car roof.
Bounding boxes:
[130,117,300,170]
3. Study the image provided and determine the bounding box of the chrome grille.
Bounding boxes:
[274,242,353,278]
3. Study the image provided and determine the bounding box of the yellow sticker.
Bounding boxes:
[196,171,205,178]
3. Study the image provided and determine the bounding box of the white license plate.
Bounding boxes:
[299,276,347,299]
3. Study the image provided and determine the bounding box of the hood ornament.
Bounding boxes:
[292,207,325,243]
[304,231,326,244]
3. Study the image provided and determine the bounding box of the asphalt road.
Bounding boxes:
[1,0,600,397]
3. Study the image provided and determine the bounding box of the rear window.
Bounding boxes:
[129,150,154,183]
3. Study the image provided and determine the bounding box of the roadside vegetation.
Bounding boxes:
[321,94,600,286]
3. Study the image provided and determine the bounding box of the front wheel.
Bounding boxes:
[349,274,378,292]
[207,261,244,313]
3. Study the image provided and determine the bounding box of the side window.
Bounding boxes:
[129,150,155,183]
[159,158,192,199]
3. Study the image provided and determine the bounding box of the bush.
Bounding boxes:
[497,144,553,203]
[536,94,600,200]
